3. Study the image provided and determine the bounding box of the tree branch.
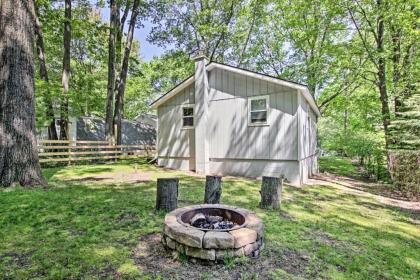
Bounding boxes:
[347,7,379,70]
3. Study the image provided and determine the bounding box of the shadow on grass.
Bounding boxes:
[1,161,419,279]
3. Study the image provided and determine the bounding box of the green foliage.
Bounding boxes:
[389,150,420,198]
[148,0,246,59]
[32,0,418,190]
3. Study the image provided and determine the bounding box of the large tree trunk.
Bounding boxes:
[60,0,71,140]
[0,0,45,187]
[113,0,140,145]
[34,6,58,140]
[105,0,118,143]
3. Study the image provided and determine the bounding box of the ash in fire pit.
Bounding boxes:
[190,213,235,230]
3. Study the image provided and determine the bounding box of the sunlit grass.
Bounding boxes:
[0,159,419,279]
[320,156,361,178]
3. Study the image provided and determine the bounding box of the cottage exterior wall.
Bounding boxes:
[156,62,318,185]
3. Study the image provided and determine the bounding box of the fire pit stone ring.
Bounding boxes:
[162,204,264,261]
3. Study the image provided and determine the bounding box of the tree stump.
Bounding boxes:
[156,178,179,212]
[204,175,222,204]
[259,176,282,209]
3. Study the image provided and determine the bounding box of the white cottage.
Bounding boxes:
[151,55,320,185]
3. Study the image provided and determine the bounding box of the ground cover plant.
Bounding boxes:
[0,158,419,279]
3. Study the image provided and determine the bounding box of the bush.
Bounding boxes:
[389,150,420,199]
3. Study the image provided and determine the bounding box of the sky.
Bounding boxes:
[98,6,166,61]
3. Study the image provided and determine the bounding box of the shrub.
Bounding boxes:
[389,150,420,199]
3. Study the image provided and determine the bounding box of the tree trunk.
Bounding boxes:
[0,0,45,187]
[204,175,222,204]
[105,0,118,143]
[259,176,282,209]
[375,0,391,175]
[113,0,140,145]
[391,27,402,114]
[115,2,129,73]
[60,0,71,140]
[156,178,179,212]
[34,6,58,140]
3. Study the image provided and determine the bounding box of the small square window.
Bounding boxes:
[248,96,269,125]
[182,106,194,128]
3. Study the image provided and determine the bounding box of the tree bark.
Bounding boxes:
[376,0,391,154]
[156,178,179,212]
[60,0,71,140]
[204,175,222,204]
[113,0,140,145]
[34,5,58,140]
[259,176,282,209]
[105,0,118,143]
[116,2,129,72]
[0,0,45,187]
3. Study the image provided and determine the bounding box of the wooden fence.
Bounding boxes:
[37,140,155,163]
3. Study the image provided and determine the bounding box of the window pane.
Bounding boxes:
[183,107,193,116]
[251,98,266,111]
[250,111,267,123]
[183,117,194,127]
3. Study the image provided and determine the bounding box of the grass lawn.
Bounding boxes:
[1,158,419,279]
[319,156,362,179]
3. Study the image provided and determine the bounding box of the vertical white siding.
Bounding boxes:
[164,83,195,106]
[297,91,319,183]
[208,70,298,161]
[157,83,195,162]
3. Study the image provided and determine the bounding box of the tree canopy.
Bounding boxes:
[29,0,419,191]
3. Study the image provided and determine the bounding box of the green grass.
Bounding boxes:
[319,156,361,178]
[1,159,419,279]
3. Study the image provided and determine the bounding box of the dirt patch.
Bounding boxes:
[65,171,152,184]
[310,174,420,212]
[133,233,319,280]
[115,213,140,224]
[312,231,338,246]
[0,251,33,268]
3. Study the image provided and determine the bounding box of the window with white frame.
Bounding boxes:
[182,105,194,127]
[248,95,269,125]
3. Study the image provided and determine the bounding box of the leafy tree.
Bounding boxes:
[113,0,141,145]
[60,0,72,139]
[148,0,245,60]
[34,2,59,140]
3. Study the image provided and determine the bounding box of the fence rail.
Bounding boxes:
[37,140,155,163]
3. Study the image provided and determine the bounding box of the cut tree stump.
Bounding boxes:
[259,176,282,209]
[204,175,222,204]
[156,178,179,212]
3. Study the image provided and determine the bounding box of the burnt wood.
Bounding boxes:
[259,176,282,209]
[204,176,222,204]
[156,178,179,212]
[190,213,206,226]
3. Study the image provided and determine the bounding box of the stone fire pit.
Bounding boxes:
[162,204,264,261]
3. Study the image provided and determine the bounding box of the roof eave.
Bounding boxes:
[150,62,321,117]
[150,75,195,109]
[208,62,321,117]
